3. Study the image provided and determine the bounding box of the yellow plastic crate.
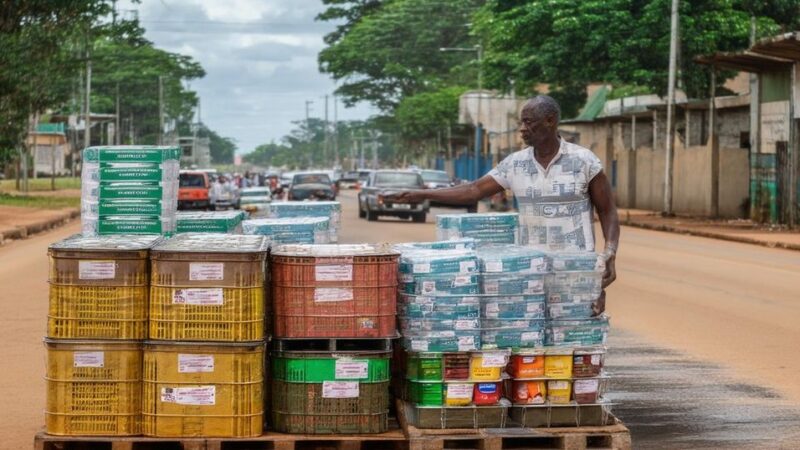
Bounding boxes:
[48,285,148,339]
[142,341,264,437]
[44,339,142,436]
[148,286,264,341]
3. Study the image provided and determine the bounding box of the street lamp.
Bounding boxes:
[440,45,483,181]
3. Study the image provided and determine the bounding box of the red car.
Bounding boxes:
[178,171,211,210]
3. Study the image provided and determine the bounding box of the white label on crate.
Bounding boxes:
[314,287,353,302]
[574,379,599,394]
[553,260,566,270]
[178,354,214,373]
[522,356,536,364]
[322,381,359,398]
[172,288,224,306]
[484,281,499,295]
[421,280,437,294]
[485,261,503,273]
[459,260,476,273]
[485,303,500,314]
[161,386,216,405]
[527,279,544,291]
[189,263,224,281]
[527,302,543,313]
[591,354,602,365]
[481,352,508,368]
[457,335,475,351]
[315,264,353,281]
[453,275,472,286]
[410,340,429,351]
[78,261,116,280]
[73,351,104,368]
[521,331,541,342]
[454,320,476,330]
[548,381,570,390]
[446,384,473,399]
[531,257,546,271]
[335,360,369,379]
[413,263,431,274]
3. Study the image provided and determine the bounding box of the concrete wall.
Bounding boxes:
[719,147,750,217]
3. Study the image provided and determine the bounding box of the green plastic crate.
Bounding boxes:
[271,351,391,383]
[405,380,444,406]
[406,352,443,381]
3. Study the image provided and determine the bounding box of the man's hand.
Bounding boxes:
[384,190,425,203]
[601,251,616,288]
[592,290,606,316]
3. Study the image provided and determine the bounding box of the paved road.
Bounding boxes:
[1,191,799,448]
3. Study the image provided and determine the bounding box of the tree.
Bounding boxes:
[395,86,466,143]
[198,125,236,165]
[318,0,483,111]
[473,0,791,117]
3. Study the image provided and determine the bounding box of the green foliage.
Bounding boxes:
[318,0,483,111]
[474,0,789,107]
[395,86,467,140]
[197,125,236,165]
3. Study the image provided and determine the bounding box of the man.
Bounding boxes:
[209,174,236,210]
[388,95,619,314]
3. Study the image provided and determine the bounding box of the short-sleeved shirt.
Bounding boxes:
[489,139,603,252]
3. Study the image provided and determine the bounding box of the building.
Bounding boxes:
[166,134,211,168]
[26,123,71,176]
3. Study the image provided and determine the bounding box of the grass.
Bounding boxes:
[0,177,81,191]
[0,192,80,209]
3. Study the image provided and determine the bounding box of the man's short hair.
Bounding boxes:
[524,95,561,123]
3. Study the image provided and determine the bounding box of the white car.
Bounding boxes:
[239,187,272,216]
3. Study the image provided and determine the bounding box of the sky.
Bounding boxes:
[123,0,376,153]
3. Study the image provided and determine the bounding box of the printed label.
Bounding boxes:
[189,263,224,281]
[522,356,536,364]
[527,302,544,313]
[485,303,500,314]
[413,263,431,274]
[521,331,541,342]
[553,260,566,270]
[457,335,475,351]
[314,287,354,302]
[481,352,508,368]
[421,280,437,294]
[315,264,353,281]
[410,340,429,351]
[530,257,546,271]
[591,354,601,365]
[548,381,570,390]
[161,386,216,405]
[460,260,476,273]
[178,354,214,373]
[322,381,359,398]
[573,379,599,394]
[484,281,499,295]
[335,360,369,379]
[73,351,104,368]
[527,279,544,291]
[78,261,116,280]
[446,383,473,399]
[455,320,477,330]
[453,275,472,286]
[172,288,223,306]
[485,261,503,273]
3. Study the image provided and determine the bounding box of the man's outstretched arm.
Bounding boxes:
[386,175,505,205]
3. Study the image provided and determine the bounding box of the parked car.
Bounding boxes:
[287,172,337,201]
[356,170,373,189]
[417,169,479,213]
[358,170,429,222]
[337,171,361,189]
[178,171,211,210]
[239,186,272,217]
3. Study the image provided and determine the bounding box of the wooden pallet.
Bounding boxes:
[395,401,631,450]
[34,429,408,450]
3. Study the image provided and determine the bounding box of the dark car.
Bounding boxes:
[418,169,478,213]
[337,171,360,189]
[287,172,337,201]
[358,170,429,222]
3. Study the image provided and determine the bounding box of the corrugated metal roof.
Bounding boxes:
[695,51,792,73]
[35,123,66,134]
[564,85,610,123]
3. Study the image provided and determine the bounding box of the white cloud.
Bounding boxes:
[120,0,373,153]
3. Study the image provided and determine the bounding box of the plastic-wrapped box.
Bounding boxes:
[436,213,519,245]
[82,215,176,236]
[82,161,179,183]
[82,198,175,217]
[546,302,595,319]
[394,238,476,252]
[481,295,546,319]
[176,211,246,234]
[83,145,181,163]
[398,250,478,275]
[549,251,605,272]
[400,273,479,295]
[403,331,481,352]
[82,181,179,200]
[481,319,545,349]
[546,317,609,346]
[267,201,341,243]
[399,302,480,320]
[477,245,549,274]
[400,318,480,333]
[480,273,545,295]
[242,217,330,244]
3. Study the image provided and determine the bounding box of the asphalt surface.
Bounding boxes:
[1,190,799,448]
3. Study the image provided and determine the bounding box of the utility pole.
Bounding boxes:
[663,0,679,216]
[709,68,719,218]
[84,51,92,167]
[115,83,120,145]
[158,75,164,145]
[324,94,329,163]
[333,95,339,167]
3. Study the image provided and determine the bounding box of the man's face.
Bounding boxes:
[520,108,554,147]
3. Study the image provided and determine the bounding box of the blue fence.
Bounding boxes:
[436,154,493,182]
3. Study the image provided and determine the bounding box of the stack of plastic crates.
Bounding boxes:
[436,213,519,244]
[143,233,269,437]
[81,146,180,236]
[44,234,162,436]
[242,217,331,244]
[176,210,247,234]
[269,244,399,434]
[267,201,341,243]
